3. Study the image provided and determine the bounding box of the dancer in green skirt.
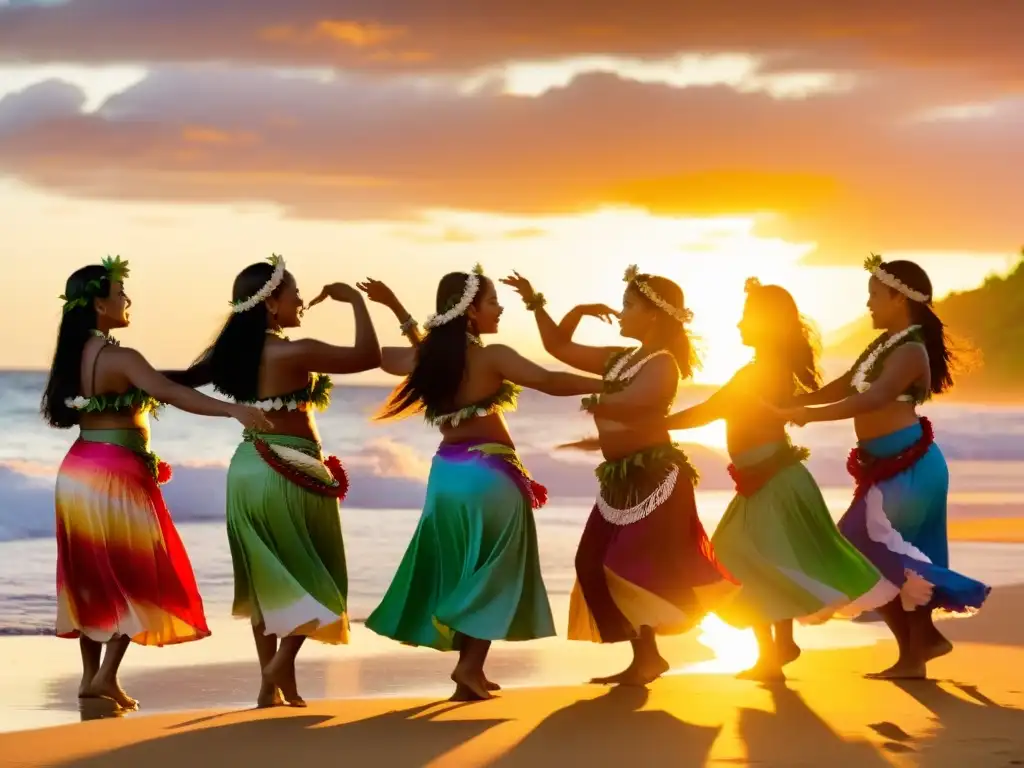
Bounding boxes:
[619,279,899,680]
[359,266,604,701]
[169,255,382,707]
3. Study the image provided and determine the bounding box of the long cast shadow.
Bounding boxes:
[491,685,721,767]
[739,682,892,766]
[884,679,1024,766]
[56,702,507,768]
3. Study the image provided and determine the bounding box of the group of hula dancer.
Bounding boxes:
[42,252,990,709]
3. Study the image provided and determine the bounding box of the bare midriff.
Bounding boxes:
[854,400,921,442]
[439,412,514,448]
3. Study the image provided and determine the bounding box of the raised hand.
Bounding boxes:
[574,303,620,324]
[499,272,537,303]
[307,283,362,309]
[356,278,399,309]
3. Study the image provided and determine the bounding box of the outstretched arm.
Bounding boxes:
[358,278,422,349]
[118,349,272,430]
[298,286,382,373]
[791,371,853,406]
[485,344,604,396]
[162,353,213,388]
[501,273,619,375]
[380,347,416,377]
[786,345,926,424]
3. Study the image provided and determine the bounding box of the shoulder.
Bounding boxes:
[885,341,928,370]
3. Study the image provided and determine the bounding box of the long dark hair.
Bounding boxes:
[202,262,292,402]
[880,259,954,394]
[630,274,701,380]
[744,281,822,395]
[41,265,111,428]
[378,272,482,420]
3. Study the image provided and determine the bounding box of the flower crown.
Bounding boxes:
[231,254,286,313]
[864,253,930,303]
[424,263,484,329]
[59,255,131,314]
[624,265,693,324]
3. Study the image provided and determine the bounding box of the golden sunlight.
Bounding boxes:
[675,615,760,675]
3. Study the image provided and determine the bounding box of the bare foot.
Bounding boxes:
[263,655,306,707]
[86,676,139,710]
[78,675,102,699]
[451,664,493,700]
[482,675,501,691]
[617,656,671,687]
[449,683,487,702]
[923,635,953,662]
[256,683,286,709]
[865,660,927,680]
[736,662,785,682]
[777,641,802,667]
[589,665,634,685]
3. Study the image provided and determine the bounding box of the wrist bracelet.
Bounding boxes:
[400,317,419,335]
[524,293,547,312]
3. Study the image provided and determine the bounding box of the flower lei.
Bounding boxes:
[231,254,286,314]
[243,373,333,412]
[424,263,484,329]
[851,325,922,394]
[624,265,693,324]
[864,253,930,303]
[581,348,672,412]
[59,255,130,314]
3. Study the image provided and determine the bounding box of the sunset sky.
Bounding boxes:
[1,1,1020,383]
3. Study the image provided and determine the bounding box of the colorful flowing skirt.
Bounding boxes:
[55,429,209,645]
[838,420,990,615]
[227,433,349,643]
[569,444,737,643]
[711,441,898,628]
[365,441,555,651]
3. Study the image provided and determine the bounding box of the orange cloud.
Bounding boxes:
[181,125,259,146]
[0,67,1020,264]
[2,2,1023,91]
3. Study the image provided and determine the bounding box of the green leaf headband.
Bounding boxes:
[58,255,131,314]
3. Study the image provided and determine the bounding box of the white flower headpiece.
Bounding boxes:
[424,263,484,329]
[624,265,693,324]
[864,253,930,304]
[231,254,286,314]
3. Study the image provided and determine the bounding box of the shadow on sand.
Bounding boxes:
[57,702,507,767]
[492,685,720,766]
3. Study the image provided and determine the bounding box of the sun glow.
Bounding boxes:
[674,614,760,675]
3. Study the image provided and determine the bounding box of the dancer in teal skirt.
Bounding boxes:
[619,279,899,680]
[169,255,382,707]
[359,266,604,701]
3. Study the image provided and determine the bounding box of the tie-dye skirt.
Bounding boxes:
[366,441,555,651]
[711,440,898,628]
[838,420,990,615]
[569,443,737,643]
[55,429,209,645]
[227,433,350,643]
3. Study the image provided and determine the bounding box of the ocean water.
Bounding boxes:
[2,370,1024,635]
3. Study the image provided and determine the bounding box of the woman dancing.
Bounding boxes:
[363,265,604,701]
[503,266,736,687]
[42,257,272,710]
[172,254,381,707]
[780,255,990,679]
[623,279,900,681]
